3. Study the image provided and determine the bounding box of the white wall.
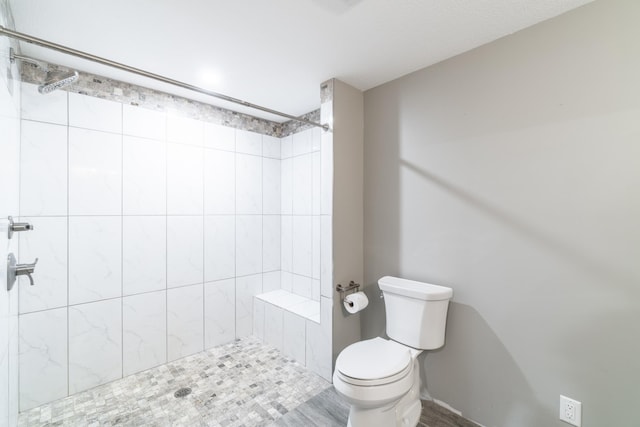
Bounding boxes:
[0,1,21,425]
[363,0,640,426]
[16,83,283,410]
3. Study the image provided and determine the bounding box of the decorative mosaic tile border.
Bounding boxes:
[20,62,283,136]
[20,61,322,138]
[1,0,20,96]
[279,109,320,137]
[320,79,334,104]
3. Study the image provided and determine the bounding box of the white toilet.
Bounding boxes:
[333,276,453,427]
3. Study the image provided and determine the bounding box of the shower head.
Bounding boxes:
[9,47,78,94]
[38,70,79,94]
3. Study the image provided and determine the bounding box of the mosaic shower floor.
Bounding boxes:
[18,337,330,427]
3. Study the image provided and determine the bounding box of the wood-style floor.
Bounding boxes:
[420,400,481,427]
[272,387,481,427]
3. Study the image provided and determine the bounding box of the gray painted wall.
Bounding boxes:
[362,1,640,426]
[331,80,364,364]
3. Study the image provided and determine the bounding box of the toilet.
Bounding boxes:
[333,276,453,427]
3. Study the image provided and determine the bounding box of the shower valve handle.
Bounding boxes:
[15,258,38,286]
[6,253,38,291]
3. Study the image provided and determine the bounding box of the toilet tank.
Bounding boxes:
[379,276,453,350]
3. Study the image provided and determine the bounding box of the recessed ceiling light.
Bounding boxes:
[199,69,223,90]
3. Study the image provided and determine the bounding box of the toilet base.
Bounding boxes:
[347,404,396,427]
[346,399,421,427]
[345,361,422,427]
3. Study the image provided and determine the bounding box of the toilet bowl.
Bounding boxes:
[333,337,423,426]
[333,276,453,427]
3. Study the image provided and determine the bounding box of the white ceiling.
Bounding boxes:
[9,0,593,122]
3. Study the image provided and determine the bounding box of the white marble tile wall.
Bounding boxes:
[252,297,323,376]
[204,215,235,282]
[253,300,266,342]
[236,215,263,277]
[236,274,263,338]
[122,216,166,296]
[0,31,21,425]
[167,215,203,288]
[167,284,204,362]
[18,308,67,412]
[236,153,262,214]
[68,216,121,305]
[264,303,284,351]
[204,149,234,215]
[19,121,67,216]
[256,290,320,322]
[18,217,67,313]
[68,127,122,216]
[122,291,166,376]
[204,278,235,348]
[280,128,323,302]
[255,125,333,382]
[263,271,281,293]
[283,310,306,364]
[263,216,281,272]
[122,104,166,141]
[122,136,166,215]
[306,297,333,380]
[69,92,121,133]
[292,216,313,278]
[166,143,203,215]
[16,83,286,410]
[17,81,335,406]
[319,102,334,301]
[204,122,235,151]
[68,299,122,395]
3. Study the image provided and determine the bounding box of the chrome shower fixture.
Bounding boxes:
[38,69,79,94]
[9,47,78,94]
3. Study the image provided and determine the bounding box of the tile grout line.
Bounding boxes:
[165,113,169,365]
[65,90,70,398]
[260,134,264,334]
[16,91,23,413]
[120,104,124,381]
[202,132,205,353]
[233,130,237,341]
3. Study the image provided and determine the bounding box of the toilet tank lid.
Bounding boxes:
[378,276,453,301]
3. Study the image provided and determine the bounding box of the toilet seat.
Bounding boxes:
[336,338,412,386]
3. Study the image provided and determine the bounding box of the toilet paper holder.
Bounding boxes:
[336,281,360,305]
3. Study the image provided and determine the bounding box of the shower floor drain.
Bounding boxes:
[174,387,192,398]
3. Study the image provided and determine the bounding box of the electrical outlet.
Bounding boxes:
[560,395,582,426]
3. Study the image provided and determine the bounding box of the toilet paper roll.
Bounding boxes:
[343,292,369,314]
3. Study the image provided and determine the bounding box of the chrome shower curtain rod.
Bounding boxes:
[0,25,329,131]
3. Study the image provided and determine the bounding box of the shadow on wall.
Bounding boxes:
[360,283,386,338]
[400,159,638,293]
[361,82,402,341]
[423,302,547,426]
[362,285,548,426]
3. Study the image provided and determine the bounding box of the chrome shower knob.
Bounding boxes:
[6,253,38,291]
[8,216,34,239]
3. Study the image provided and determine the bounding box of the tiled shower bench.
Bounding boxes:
[253,290,323,371]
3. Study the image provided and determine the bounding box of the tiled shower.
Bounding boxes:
[0,2,21,423]
[13,77,333,413]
